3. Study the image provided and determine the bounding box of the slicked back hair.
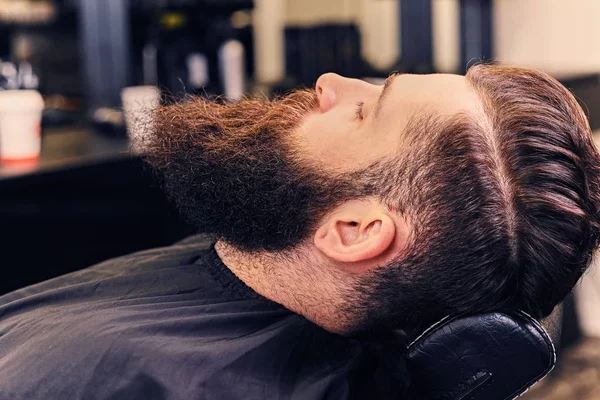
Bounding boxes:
[351,64,600,330]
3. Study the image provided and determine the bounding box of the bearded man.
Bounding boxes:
[1,64,599,400]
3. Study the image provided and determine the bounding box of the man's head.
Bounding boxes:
[145,64,600,333]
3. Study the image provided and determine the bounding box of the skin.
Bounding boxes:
[216,72,485,334]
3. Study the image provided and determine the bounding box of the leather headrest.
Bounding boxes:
[404,311,555,400]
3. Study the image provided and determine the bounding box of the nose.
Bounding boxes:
[315,73,376,114]
[315,73,339,113]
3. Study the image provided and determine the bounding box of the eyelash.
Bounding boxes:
[355,101,365,121]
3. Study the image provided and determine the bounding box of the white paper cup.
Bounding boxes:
[0,90,44,165]
[121,86,160,153]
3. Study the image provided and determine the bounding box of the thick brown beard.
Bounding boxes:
[143,90,368,252]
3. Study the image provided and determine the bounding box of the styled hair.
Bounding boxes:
[355,64,600,329]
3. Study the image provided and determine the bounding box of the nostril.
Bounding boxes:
[315,74,336,112]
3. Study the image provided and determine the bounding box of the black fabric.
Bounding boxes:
[0,236,410,400]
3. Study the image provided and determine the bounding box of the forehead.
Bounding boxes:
[380,73,483,133]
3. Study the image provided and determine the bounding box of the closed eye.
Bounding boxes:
[355,101,365,121]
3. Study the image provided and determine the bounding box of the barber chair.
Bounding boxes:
[404,307,562,400]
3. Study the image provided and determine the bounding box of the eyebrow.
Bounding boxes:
[374,73,398,121]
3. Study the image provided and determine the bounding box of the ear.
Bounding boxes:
[314,199,409,267]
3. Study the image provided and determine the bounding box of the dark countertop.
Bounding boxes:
[0,126,132,180]
[0,125,194,295]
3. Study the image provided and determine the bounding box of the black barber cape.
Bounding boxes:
[0,236,410,400]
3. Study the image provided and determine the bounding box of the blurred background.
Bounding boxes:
[0,1,599,397]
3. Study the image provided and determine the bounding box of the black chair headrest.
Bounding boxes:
[404,310,556,400]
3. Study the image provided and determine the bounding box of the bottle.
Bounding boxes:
[218,39,245,101]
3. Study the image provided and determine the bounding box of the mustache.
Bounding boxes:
[144,89,319,166]
[161,88,318,126]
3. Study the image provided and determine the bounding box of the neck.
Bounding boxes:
[214,240,356,334]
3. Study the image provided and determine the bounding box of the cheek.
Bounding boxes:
[295,113,361,168]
